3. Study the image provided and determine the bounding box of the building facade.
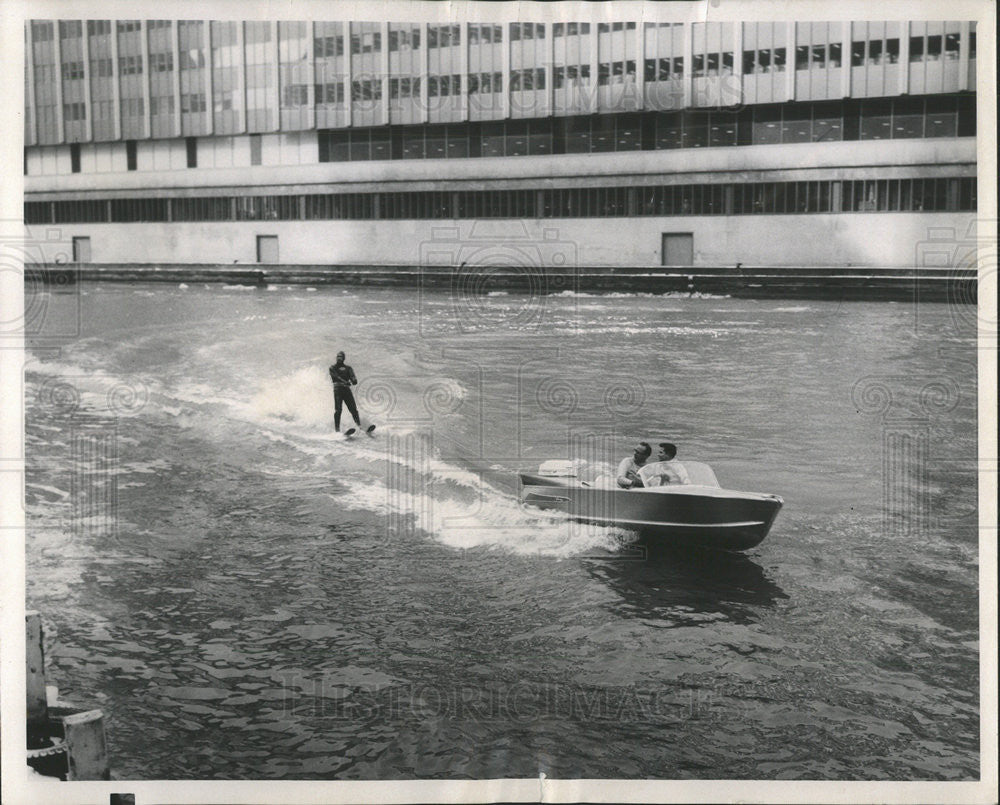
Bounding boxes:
[23,18,979,268]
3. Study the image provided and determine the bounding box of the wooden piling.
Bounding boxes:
[62,710,110,781]
[25,611,48,733]
[26,611,112,780]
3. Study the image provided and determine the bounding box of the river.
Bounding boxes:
[24,282,979,780]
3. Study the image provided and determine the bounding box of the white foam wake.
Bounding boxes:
[336,476,627,558]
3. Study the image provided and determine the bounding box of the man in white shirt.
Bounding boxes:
[645,442,690,486]
[616,442,652,488]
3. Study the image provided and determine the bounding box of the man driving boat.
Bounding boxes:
[616,442,652,488]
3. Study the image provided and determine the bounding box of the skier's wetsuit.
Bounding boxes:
[329,361,361,432]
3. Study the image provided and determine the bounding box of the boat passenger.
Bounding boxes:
[617,442,652,488]
[656,442,677,463]
[646,442,690,486]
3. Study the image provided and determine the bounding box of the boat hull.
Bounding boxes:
[519,473,783,551]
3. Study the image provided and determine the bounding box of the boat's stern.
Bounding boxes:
[518,472,576,511]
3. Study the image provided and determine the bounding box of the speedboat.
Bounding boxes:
[518,459,783,551]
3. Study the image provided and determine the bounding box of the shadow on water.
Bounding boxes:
[585,542,788,626]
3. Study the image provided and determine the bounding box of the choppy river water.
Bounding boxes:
[24,283,979,780]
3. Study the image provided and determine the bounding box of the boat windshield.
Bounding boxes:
[637,460,720,488]
[638,461,689,487]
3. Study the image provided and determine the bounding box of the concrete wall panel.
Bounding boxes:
[24,212,975,269]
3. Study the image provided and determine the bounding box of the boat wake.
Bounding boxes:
[26,358,627,558]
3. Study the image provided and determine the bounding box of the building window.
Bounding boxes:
[62,102,87,121]
[428,75,461,97]
[467,72,501,94]
[351,79,382,102]
[388,27,420,51]
[25,201,52,223]
[318,130,350,162]
[851,41,865,67]
[350,31,381,54]
[509,23,544,41]
[314,35,344,58]
[892,97,925,138]
[58,20,83,39]
[813,101,844,141]
[781,105,812,142]
[510,68,545,92]
[61,61,85,80]
[186,137,197,168]
[150,96,175,116]
[944,33,960,60]
[126,140,137,170]
[556,65,591,89]
[179,50,206,70]
[250,134,262,165]
[925,96,958,137]
[468,24,502,44]
[150,52,174,72]
[427,24,461,48]
[281,85,309,107]
[181,93,207,113]
[92,57,113,77]
[118,55,144,75]
[886,38,900,64]
[70,143,81,173]
[110,198,169,222]
[390,77,421,99]
[31,21,54,41]
[957,94,976,136]
[752,105,782,145]
[315,82,345,105]
[401,127,425,159]
[235,196,299,221]
[172,197,231,221]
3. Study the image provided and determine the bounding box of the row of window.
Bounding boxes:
[23,178,976,225]
[552,23,593,37]
[31,20,974,47]
[36,35,977,104]
[47,40,978,91]
[314,96,975,162]
[34,94,976,175]
[740,33,975,75]
[30,20,599,49]
[261,23,527,57]
[291,68,556,103]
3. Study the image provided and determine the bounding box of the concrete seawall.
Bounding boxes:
[28,263,977,303]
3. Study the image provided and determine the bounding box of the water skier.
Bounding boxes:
[329,351,362,434]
